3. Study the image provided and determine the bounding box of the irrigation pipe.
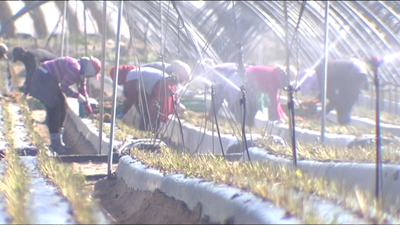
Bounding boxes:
[60,0,67,57]
[107,0,124,179]
[211,84,225,157]
[320,0,330,143]
[371,56,383,203]
[98,0,107,154]
[44,13,62,50]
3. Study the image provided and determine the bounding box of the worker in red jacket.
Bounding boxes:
[109,65,137,118]
[28,56,101,154]
[109,66,178,131]
[207,63,286,126]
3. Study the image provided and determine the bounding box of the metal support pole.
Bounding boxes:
[285,84,298,167]
[320,0,329,143]
[83,2,88,56]
[83,2,91,97]
[395,87,398,114]
[389,85,393,114]
[98,0,107,154]
[284,1,291,86]
[240,86,251,163]
[284,1,297,166]
[60,0,67,57]
[75,0,78,55]
[44,13,63,50]
[65,3,69,57]
[211,84,225,157]
[371,56,383,203]
[107,0,123,179]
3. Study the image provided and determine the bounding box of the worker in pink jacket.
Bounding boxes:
[210,64,286,126]
[27,56,101,154]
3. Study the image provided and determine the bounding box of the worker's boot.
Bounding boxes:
[50,133,69,155]
[59,127,70,148]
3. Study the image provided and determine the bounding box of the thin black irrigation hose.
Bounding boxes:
[44,12,63,50]
[153,2,188,143]
[236,44,251,162]
[123,11,149,132]
[126,21,151,136]
[154,0,168,141]
[192,85,211,154]
[240,87,252,164]
[156,2,186,149]
[222,104,241,140]
[199,3,230,57]
[211,84,225,157]
[371,57,383,202]
[171,2,227,153]
[262,2,306,142]
[232,0,251,159]
[170,90,186,149]
[156,64,207,149]
[172,2,243,154]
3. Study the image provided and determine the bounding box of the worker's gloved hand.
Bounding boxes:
[78,94,87,104]
[177,103,186,114]
[86,104,93,114]
[78,94,92,115]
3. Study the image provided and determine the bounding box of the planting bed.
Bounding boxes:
[77,104,389,223]
[0,101,79,223]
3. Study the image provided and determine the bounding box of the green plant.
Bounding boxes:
[0,99,31,224]
[94,110,399,223]
[17,95,100,224]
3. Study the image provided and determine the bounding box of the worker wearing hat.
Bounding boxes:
[109,66,178,131]
[27,56,101,154]
[142,60,191,83]
[12,46,57,94]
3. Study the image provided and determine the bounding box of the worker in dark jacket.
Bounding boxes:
[28,56,101,154]
[308,58,369,125]
[12,47,57,95]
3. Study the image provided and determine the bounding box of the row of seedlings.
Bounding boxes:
[94,115,397,223]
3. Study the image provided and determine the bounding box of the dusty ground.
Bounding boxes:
[31,109,206,224]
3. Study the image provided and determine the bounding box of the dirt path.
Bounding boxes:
[31,109,206,224]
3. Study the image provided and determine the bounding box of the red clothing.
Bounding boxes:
[246,66,286,120]
[109,65,137,85]
[122,79,176,122]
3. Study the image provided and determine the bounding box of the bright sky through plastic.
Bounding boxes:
[7,1,131,38]
[311,29,347,69]
[382,52,400,64]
